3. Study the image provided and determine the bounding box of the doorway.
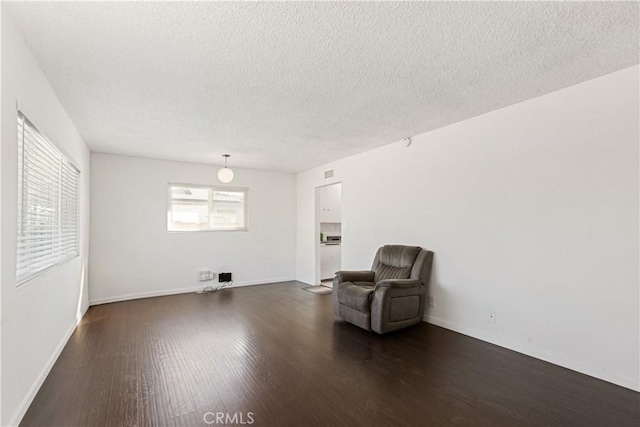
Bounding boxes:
[315,182,342,286]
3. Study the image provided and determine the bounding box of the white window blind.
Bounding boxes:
[168,184,248,232]
[16,111,80,284]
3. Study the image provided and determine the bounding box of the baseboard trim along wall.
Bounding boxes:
[423,315,639,392]
[10,306,89,427]
[89,277,297,306]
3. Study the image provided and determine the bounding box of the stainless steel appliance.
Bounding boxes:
[325,236,341,245]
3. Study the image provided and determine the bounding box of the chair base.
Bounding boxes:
[335,302,371,331]
[335,301,423,334]
[371,316,422,334]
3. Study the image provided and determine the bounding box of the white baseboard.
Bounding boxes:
[423,314,639,392]
[89,277,296,306]
[9,305,89,427]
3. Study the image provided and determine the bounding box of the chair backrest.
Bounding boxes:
[371,245,434,286]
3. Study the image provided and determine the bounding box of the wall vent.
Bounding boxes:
[324,169,334,179]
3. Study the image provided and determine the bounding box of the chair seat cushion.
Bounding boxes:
[337,281,374,312]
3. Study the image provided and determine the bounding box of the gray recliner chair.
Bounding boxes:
[333,245,434,334]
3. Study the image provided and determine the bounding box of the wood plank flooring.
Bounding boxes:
[21,281,639,426]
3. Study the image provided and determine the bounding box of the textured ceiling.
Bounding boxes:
[4,1,639,173]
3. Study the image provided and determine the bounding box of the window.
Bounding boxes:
[168,184,248,232]
[16,111,80,284]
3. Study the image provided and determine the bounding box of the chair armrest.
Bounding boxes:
[374,279,421,291]
[334,270,375,284]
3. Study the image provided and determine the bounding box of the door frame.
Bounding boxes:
[314,182,342,285]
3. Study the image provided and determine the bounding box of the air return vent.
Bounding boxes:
[324,169,334,179]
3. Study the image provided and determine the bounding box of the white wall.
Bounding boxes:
[0,11,4,425]
[90,154,296,304]
[1,12,91,426]
[296,66,639,391]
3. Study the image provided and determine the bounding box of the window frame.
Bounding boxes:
[167,183,249,232]
[16,111,81,286]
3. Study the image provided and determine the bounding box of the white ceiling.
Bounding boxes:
[5,1,638,173]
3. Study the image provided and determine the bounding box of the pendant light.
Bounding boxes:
[217,154,234,183]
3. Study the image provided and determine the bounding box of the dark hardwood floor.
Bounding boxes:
[21,281,639,426]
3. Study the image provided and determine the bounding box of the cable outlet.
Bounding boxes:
[488,311,496,323]
[427,296,435,308]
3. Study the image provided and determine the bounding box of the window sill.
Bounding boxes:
[167,228,248,233]
[16,253,80,287]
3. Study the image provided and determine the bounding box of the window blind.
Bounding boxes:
[16,111,80,284]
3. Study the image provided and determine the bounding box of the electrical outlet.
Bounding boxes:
[488,311,496,323]
[198,270,214,281]
[427,296,435,308]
